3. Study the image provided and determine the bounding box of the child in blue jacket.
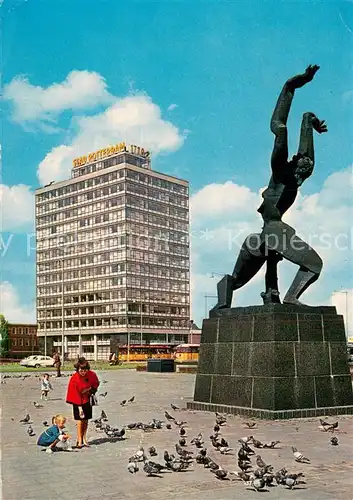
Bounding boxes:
[37,414,73,454]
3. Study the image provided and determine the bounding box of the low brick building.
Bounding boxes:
[188,321,201,345]
[8,324,39,358]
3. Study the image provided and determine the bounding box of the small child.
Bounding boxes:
[40,373,53,400]
[37,414,73,454]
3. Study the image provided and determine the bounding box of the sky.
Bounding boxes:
[1,0,352,334]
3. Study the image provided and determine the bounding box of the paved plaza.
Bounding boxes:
[1,369,353,500]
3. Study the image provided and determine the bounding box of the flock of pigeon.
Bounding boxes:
[90,397,341,493]
[11,373,342,493]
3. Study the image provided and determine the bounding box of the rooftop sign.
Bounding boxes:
[72,142,150,168]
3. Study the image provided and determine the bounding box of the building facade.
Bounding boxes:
[35,143,190,360]
[8,324,39,358]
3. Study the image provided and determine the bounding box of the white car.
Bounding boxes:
[20,355,55,368]
[20,355,39,367]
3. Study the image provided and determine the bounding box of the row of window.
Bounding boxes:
[10,338,38,347]
[71,158,188,195]
[39,316,190,330]
[37,246,189,265]
[9,327,37,335]
[37,210,188,234]
[37,191,189,221]
[38,277,189,295]
[38,304,189,318]
[38,263,189,281]
[37,290,189,307]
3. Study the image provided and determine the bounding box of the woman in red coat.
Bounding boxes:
[66,357,99,448]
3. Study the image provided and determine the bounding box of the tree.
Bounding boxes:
[0,314,9,358]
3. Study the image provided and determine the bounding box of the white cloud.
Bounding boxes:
[3,70,113,125]
[167,103,178,111]
[190,167,353,324]
[0,184,35,231]
[0,282,35,323]
[191,181,259,221]
[38,94,186,185]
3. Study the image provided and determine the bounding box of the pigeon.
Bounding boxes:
[129,447,146,462]
[238,448,249,461]
[33,402,43,409]
[128,396,135,403]
[238,460,252,471]
[178,438,186,447]
[251,476,267,491]
[319,418,331,427]
[215,413,227,425]
[127,461,139,474]
[170,403,180,410]
[166,423,172,429]
[148,446,158,456]
[330,436,339,446]
[100,410,108,421]
[263,440,280,449]
[237,471,251,482]
[284,476,306,489]
[164,411,175,421]
[99,392,108,397]
[211,468,228,480]
[120,400,127,406]
[220,437,229,447]
[143,461,162,477]
[179,427,186,436]
[244,421,257,428]
[213,423,220,433]
[144,460,168,474]
[191,433,203,444]
[211,437,220,449]
[256,455,268,469]
[252,438,263,448]
[175,443,193,458]
[239,436,253,444]
[174,420,187,427]
[42,421,49,427]
[292,447,310,463]
[20,414,30,424]
[27,425,35,436]
[326,421,339,432]
[241,442,255,455]
[219,446,233,454]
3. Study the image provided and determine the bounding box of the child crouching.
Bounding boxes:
[37,414,73,454]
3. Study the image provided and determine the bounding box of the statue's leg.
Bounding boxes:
[262,221,323,305]
[261,251,283,304]
[210,234,266,311]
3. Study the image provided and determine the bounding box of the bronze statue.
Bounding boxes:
[212,65,327,310]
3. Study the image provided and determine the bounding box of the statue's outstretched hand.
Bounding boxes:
[312,117,328,134]
[304,65,320,81]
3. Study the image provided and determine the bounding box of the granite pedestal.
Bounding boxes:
[187,304,353,419]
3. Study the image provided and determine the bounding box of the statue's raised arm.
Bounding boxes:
[270,65,327,182]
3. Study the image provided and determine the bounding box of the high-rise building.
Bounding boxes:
[35,143,190,360]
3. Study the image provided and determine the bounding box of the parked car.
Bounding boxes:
[20,355,55,368]
[20,355,40,367]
